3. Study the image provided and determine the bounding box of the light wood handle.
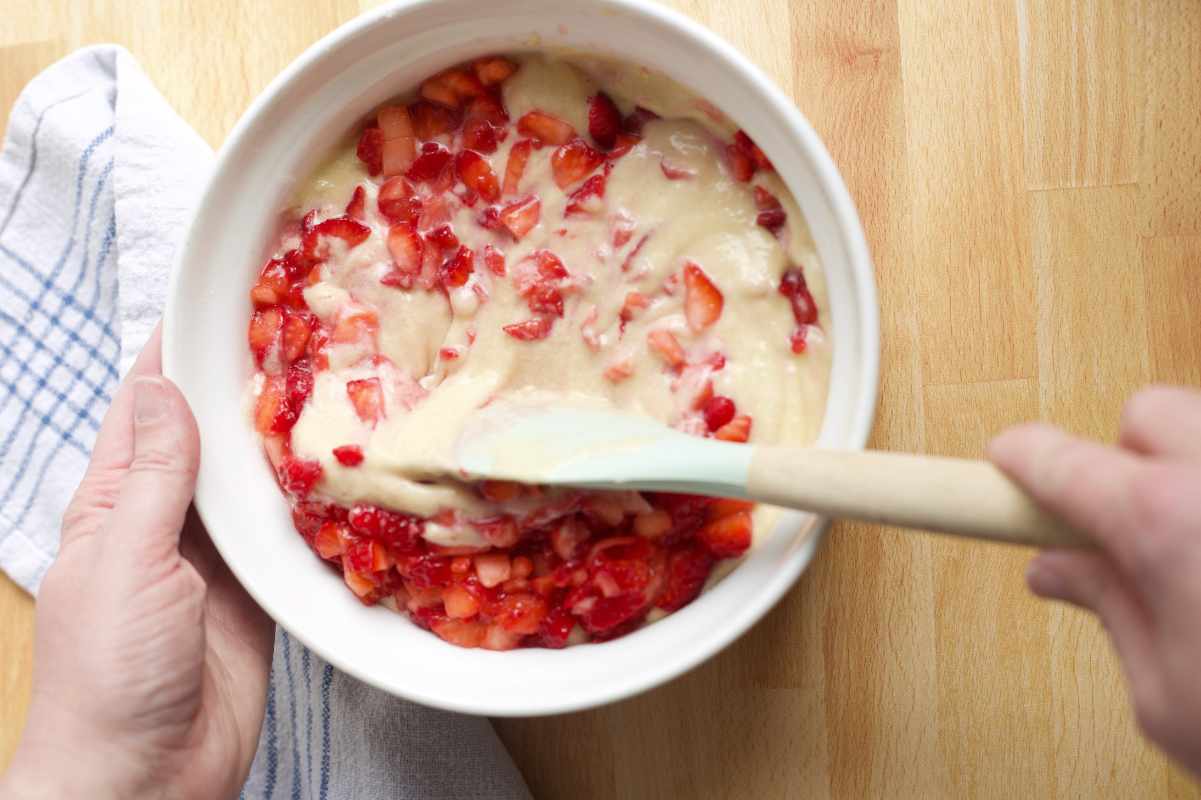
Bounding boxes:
[747,448,1089,548]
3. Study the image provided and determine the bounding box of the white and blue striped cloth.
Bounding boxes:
[0,46,530,800]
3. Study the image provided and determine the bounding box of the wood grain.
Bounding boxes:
[1,2,1199,797]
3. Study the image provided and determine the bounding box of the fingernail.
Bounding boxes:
[133,378,168,425]
[1026,558,1064,597]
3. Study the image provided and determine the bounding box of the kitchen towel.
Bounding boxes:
[0,44,530,800]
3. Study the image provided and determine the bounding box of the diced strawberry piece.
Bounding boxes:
[532,249,568,280]
[406,142,453,183]
[633,509,672,538]
[343,567,378,600]
[503,316,553,341]
[587,92,621,149]
[655,544,714,611]
[481,625,521,651]
[691,378,714,411]
[439,346,462,361]
[714,414,752,443]
[344,186,366,219]
[281,249,310,281]
[753,185,780,211]
[432,618,486,648]
[538,606,575,648]
[377,105,414,137]
[248,307,283,365]
[697,509,751,557]
[346,377,385,425]
[734,129,773,171]
[683,261,724,332]
[313,522,345,559]
[381,136,417,177]
[443,585,481,619]
[333,444,364,467]
[647,329,686,369]
[280,457,323,497]
[438,245,474,288]
[516,110,576,145]
[375,176,419,224]
[660,159,696,180]
[420,225,455,254]
[454,150,500,202]
[302,217,372,261]
[254,375,291,434]
[502,139,533,196]
[608,132,640,160]
[250,260,290,308]
[551,138,604,188]
[480,479,521,502]
[421,67,486,108]
[285,359,314,412]
[789,326,808,354]
[348,504,424,553]
[419,194,453,229]
[409,100,460,140]
[384,222,423,288]
[461,117,498,153]
[472,56,517,86]
[550,518,590,560]
[356,126,383,175]
[498,195,541,239]
[603,360,634,382]
[709,498,756,519]
[702,395,736,431]
[620,291,650,322]
[483,244,506,276]
[494,592,548,634]
[525,283,564,316]
[465,93,509,126]
[757,207,786,233]
[472,515,520,547]
[622,105,659,134]
[474,553,511,588]
[778,267,818,325]
[564,171,607,216]
[332,308,378,344]
[726,143,755,182]
[579,593,647,636]
[280,312,312,364]
[401,554,453,588]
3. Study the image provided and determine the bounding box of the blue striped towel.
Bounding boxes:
[0,45,530,800]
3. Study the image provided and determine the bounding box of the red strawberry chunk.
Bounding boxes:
[532,249,568,280]
[607,132,641,160]
[344,186,366,219]
[503,139,533,196]
[587,92,621,149]
[778,267,818,325]
[381,136,417,177]
[356,126,383,175]
[250,260,290,308]
[660,159,696,180]
[538,606,576,648]
[454,150,500,202]
[346,378,385,425]
[280,312,313,363]
[495,592,548,634]
[421,67,486,109]
[714,414,752,443]
[313,522,345,559]
[516,110,576,145]
[384,223,423,288]
[725,143,755,182]
[647,329,686,369]
[564,171,607,216]
[623,105,660,134]
[302,217,372,262]
[655,544,714,611]
[349,504,424,553]
[332,308,379,344]
[789,326,808,354]
[698,509,751,557]
[483,244,506,276]
[472,56,518,86]
[503,316,553,341]
[439,245,474,288]
[333,445,364,467]
[377,105,414,138]
[408,100,460,140]
[424,223,459,252]
[285,360,314,412]
[465,94,509,126]
[734,129,773,171]
[757,207,786,233]
[702,395,736,432]
[406,142,453,183]
[248,307,283,365]
[683,261,724,332]
[280,457,323,497]
[377,176,421,224]
[551,138,604,188]
[461,117,499,153]
[254,375,291,434]
[525,283,564,316]
[499,195,541,239]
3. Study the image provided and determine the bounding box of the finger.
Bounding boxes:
[103,375,200,562]
[988,423,1145,569]
[1119,386,1201,461]
[1026,549,1157,683]
[61,325,164,546]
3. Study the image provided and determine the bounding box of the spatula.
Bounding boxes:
[455,406,1085,548]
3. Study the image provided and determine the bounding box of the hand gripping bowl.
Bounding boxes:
[163,0,878,716]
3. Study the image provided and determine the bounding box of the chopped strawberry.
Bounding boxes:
[734,129,773,171]
[443,585,481,619]
[285,360,314,414]
[697,509,751,557]
[647,329,686,369]
[344,186,366,219]
[384,223,423,288]
[683,261,724,332]
[725,143,755,182]
[254,375,292,434]
[475,553,512,588]
[332,308,379,344]
[502,139,533,196]
[483,244,506,276]
[454,150,500,202]
[424,223,459,252]
[633,510,672,538]
[608,133,641,160]
[525,283,564,316]
[349,504,424,553]
[313,522,345,559]
[714,414,752,443]
[377,104,414,137]
[564,171,607,216]
[516,110,576,145]
[356,126,383,175]
[280,457,323,497]
[408,100,460,140]
[660,159,696,180]
[587,92,621,149]
[655,544,714,611]
[406,142,453,183]
[461,117,498,153]
[551,138,604,188]
[248,307,283,365]
[494,592,548,634]
[538,606,575,648]
[432,618,486,648]
[464,93,509,126]
[439,245,474,288]
[708,498,755,519]
[377,176,420,223]
[789,326,808,354]
[503,316,553,341]
[250,260,290,308]
[622,105,659,134]
[532,249,568,280]
[498,195,541,239]
[302,217,371,262]
[419,194,453,229]
[421,67,486,108]
[333,444,364,467]
[280,312,313,363]
[778,267,818,325]
[603,360,634,383]
[473,515,520,547]
[620,291,650,322]
[702,395,736,431]
[346,378,385,425]
[472,56,518,86]
[758,207,786,234]
[381,136,417,177]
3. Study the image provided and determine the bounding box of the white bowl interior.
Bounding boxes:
[163,0,878,716]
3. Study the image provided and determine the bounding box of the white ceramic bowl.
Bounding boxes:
[163,0,878,716]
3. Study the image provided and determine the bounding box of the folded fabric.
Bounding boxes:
[0,45,530,800]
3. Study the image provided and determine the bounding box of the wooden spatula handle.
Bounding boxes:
[747,448,1088,548]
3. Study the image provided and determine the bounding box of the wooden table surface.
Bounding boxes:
[2,1,1199,797]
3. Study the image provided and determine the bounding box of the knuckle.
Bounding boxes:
[128,446,198,484]
[1125,467,1194,573]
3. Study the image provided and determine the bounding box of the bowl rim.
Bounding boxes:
[163,0,879,715]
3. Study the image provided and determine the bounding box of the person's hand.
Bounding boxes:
[1,327,274,799]
[989,386,1201,778]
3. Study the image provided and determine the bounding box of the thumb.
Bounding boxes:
[106,376,200,561]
